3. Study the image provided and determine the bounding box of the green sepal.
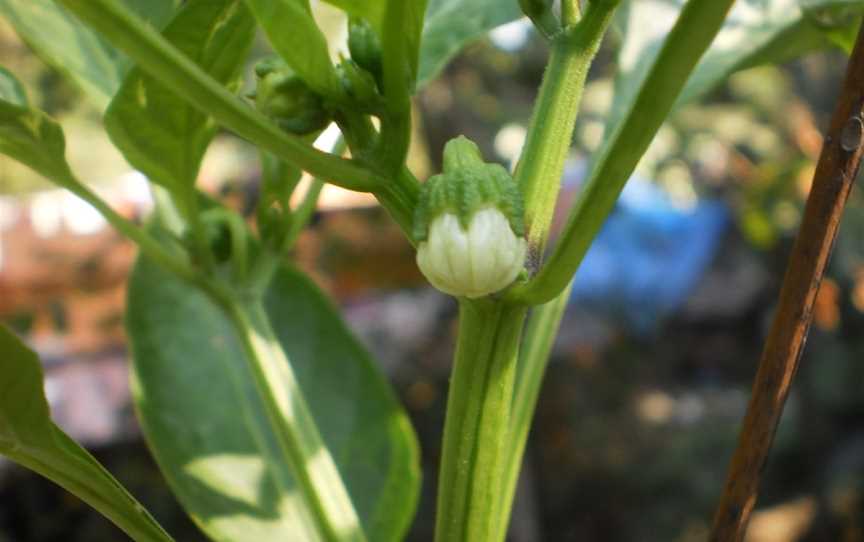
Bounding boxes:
[348,17,383,83]
[413,136,525,242]
[336,58,384,112]
[253,55,332,135]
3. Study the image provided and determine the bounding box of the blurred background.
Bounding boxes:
[2,3,864,542]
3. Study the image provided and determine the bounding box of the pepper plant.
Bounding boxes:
[0,0,861,541]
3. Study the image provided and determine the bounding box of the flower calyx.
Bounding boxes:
[414,136,527,299]
[251,56,331,135]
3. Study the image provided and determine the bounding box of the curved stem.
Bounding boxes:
[435,299,528,542]
[58,0,384,192]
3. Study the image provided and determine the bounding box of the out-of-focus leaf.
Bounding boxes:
[608,0,864,131]
[0,68,74,182]
[0,0,177,109]
[0,325,174,542]
[105,0,254,195]
[322,0,384,30]
[418,0,523,87]
[127,259,420,542]
[244,0,339,95]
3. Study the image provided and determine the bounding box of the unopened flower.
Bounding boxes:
[414,136,527,298]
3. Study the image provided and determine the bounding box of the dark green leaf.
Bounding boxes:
[0,69,74,182]
[0,325,174,542]
[608,0,864,130]
[244,0,339,95]
[104,0,255,195]
[0,0,177,108]
[418,0,523,87]
[127,260,420,541]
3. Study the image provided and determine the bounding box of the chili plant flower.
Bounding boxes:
[414,136,527,298]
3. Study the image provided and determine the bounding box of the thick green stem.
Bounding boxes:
[224,292,366,542]
[58,0,383,192]
[513,1,618,262]
[511,0,736,305]
[497,282,572,541]
[435,300,528,542]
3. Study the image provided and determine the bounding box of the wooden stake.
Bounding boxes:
[709,23,864,542]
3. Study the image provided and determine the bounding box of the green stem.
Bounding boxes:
[178,189,215,271]
[57,172,196,282]
[377,0,419,173]
[224,291,366,542]
[283,178,324,250]
[375,167,421,241]
[58,0,383,192]
[497,282,572,541]
[513,1,618,263]
[511,0,736,305]
[435,300,528,542]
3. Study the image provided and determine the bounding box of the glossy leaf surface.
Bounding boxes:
[127,259,420,541]
[105,0,255,194]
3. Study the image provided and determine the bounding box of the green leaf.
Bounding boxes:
[0,325,174,542]
[321,0,384,30]
[127,259,420,541]
[0,68,74,182]
[0,0,177,109]
[244,0,339,95]
[418,0,523,87]
[105,0,255,196]
[608,0,864,130]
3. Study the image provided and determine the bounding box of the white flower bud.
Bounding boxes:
[416,207,527,299]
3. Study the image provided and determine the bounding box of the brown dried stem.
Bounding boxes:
[709,23,864,542]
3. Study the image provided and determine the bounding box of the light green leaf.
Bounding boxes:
[0,0,177,109]
[244,0,339,95]
[608,0,864,130]
[105,0,255,195]
[0,68,74,182]
[418,0,523,87]
[127,259,421,542]
[321,0,384,30]
[0,66,26,104]
[0,325,174,542]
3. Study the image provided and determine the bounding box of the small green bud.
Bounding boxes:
[336,59,383,112]
[253,56,331,135]
[414,136,527,299]
[347,17,383,82]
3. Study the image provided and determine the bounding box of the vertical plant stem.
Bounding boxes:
[710,22,864,542]
[497,282,573,541]
[514,1,618,260]
[510,0,736,305]
[224,293,366,542]
[435,300,528,542]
